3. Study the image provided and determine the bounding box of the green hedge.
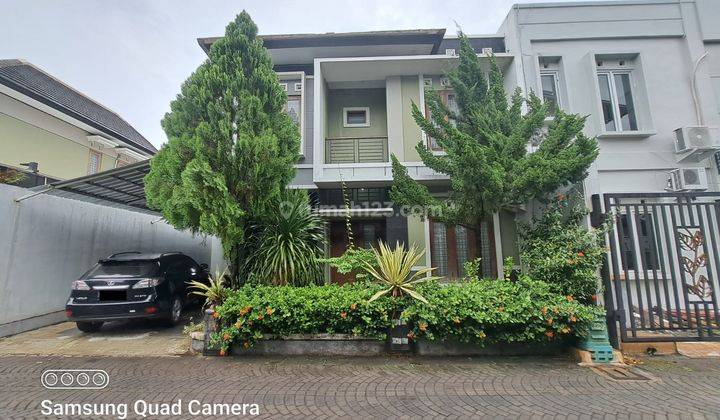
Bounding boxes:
[403,278,602,344]
[212,278,601,353]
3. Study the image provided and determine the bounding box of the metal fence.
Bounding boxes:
[593,193,720,344]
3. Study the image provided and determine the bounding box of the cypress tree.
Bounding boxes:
[145,11,299,279]
[390,34,598,226]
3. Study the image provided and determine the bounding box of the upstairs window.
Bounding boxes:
[540,73,561,116]
[284,96,301,125]
[87,150,101,174]
[343,107,370,127]
[597,70,638,132]
[425,90,457,151]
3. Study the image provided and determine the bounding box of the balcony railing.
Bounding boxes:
[325,137,388,164]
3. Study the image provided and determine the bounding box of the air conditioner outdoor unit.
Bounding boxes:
[674,126,720,162]
[439,77,451,87]
[444,48,456,56]
[666,167,708,191]
[481,47,493,55]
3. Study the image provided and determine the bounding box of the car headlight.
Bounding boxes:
[71,280,90,290]
[132,278,163,289]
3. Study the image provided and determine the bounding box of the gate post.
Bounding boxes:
[591,194,620,348]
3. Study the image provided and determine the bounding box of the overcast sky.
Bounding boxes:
[2,0,584,148]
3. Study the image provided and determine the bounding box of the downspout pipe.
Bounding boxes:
[691,51,708,126]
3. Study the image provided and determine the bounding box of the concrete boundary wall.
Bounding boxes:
[0,184,213,336]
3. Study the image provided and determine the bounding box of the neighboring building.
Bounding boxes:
[0,59,156,187]
[197,0,720,283]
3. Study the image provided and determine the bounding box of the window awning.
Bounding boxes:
[14,160,156,215]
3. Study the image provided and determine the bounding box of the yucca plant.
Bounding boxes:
[365,241,439,304]
[188,268,230,308]
[244,190,326,285]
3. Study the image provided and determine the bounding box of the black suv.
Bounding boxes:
[66,252,208,332]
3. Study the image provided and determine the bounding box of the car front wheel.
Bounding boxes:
[76,321,103,333]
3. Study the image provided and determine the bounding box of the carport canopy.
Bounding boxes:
[14,160,156,214]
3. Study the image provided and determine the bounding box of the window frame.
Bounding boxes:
[539,71,562,115]
[284,95,302,126]
[596,68,638,133]
[343,107,370,128]
[87,150,102,174]
[424,89,456,152]
[293,82,302,92]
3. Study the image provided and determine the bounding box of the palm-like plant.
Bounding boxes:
[244,190,326,285]
[188,268,230,308]
[366,241,438,304]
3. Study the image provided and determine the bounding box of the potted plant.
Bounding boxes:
[187,268,230,355]
[365,241,438,351]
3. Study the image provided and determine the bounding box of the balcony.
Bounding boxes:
[325,137,388,164]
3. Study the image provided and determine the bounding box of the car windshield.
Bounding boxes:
[87,261,160,278]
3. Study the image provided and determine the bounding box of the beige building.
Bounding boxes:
[0,59,156,187]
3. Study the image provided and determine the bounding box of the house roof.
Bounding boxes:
[0,59,157,155]
[198,28,447,55]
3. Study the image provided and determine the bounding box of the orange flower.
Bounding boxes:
[545,331,555,339]
[552,307,559,314]
[497,306,505,312]
[222,333,231,341]
[453,317,461,325]
[243,341,250,349]
[561,327,571,334]
[234,320,244,329]
[591,295,598,302]
[556,193,565,200]
[350,303,357,311]
[541,307,548,315]
[212,311,220,319]
[266,307,274,316]
[219,348,226,356]
[340,311,347,319]
[239,306,252,316]
[567,259,575,265]
[569,315,577,323]
[257,314,264,321]
[566,295,574,302]
[547,318,554,326]
[577,251,585,258]
[407,331,414,340]
[247,320,253,326]
[418,322,428,332]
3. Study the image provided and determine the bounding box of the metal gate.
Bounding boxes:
[592,193,720,344]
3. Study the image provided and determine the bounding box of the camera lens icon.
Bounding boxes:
[42,370,109,389]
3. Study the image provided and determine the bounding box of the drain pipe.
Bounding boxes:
[691,51,709,126]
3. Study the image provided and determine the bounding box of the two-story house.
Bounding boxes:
[0,59,156,187]
[197,0,720,283]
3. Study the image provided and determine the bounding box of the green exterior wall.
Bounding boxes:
[326,89,387,139]
[0,113,93,180]
[401,76,422,161]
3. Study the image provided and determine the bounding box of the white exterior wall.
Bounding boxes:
[501,0,720,199]
[0,184,212,336]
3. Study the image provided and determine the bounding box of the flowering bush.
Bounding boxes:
[519,193,608,304]
[211,278,600,353]
[403,278,600,344]
[211,283,395,353]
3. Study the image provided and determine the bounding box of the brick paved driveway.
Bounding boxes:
[1,354,719,419]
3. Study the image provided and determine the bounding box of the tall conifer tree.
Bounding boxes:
[391,34,598,226]
[145,12,299,277]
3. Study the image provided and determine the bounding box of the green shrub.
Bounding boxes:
[403,277,601,344]
[242,190,326,286]
[212,283,396,352]
[519,193,607,303]
[319,247,377,282]
[212,278,601,352]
